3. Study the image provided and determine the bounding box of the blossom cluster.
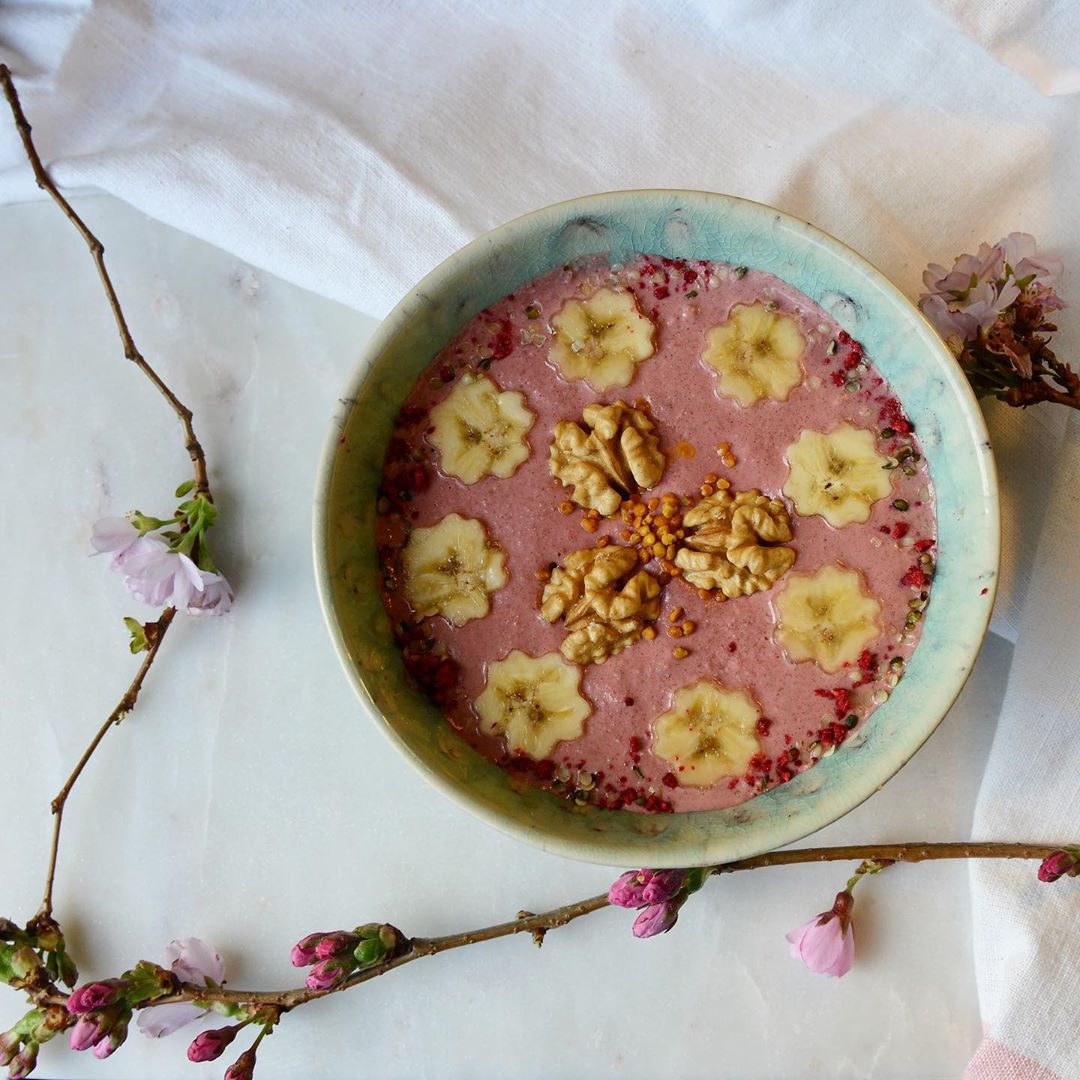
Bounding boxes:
[91,483,232,618]
[919,232,1063,348]
[606,867,708,937]
[290,924,404,990]
[918,233,1073,406]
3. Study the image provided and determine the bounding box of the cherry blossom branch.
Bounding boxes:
[0,66,218,921]
[33,840,1065,1016]
[39,610,177,919]
[0,64,212,500]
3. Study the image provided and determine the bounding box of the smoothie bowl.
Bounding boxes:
[314,191,998,867]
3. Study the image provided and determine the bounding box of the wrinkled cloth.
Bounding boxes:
[1,2,1078,1075]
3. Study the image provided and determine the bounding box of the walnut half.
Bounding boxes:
[550,401,666,516]
[541,545,661,664]
[675,489,796,597]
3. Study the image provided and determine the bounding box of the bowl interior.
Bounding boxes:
[314,191,998,867]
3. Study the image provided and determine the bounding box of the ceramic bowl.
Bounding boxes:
[313,190,999,868]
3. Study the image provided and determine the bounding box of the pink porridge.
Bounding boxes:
[375,255,935,813]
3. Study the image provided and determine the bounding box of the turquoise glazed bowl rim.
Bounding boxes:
[313,190,999,868]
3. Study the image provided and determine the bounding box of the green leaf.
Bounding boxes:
[124,617,149,655]
[175,479,196,498]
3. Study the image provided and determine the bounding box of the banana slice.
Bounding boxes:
[549,287,656,391]
[402,513,507,626]
[428,374,535,484]
[475,649,591,759]
[702,302,805,406]
[652,681,761,787]
[773,563,881,674]
[783,424,892,527]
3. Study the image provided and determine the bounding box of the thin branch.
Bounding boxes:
[52,839,1056,1014]
[0,64,212,499]
[40,610,177,918]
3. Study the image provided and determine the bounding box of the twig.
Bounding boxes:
[40,610,177,918]
[0,64,212,499]
[0,64,213,919]
[30,839,1052,1014]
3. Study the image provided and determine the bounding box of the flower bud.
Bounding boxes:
[378,925,402,954]
[187,1024,241,1063]
[314,932,359,961]
[69,1014,108,1052]
[57,949,79,989]
[289,932,326,967]
[640,870,687,906]
[8,946,42,981]
[67,979,127,1015]
[26,916,63,953]
[92,1012,129,1060]
[1038,848,1080,883]
[8,1041,37,1080]
[353,937,388,969]
[224,1047,257,1080]
[37,1006,70,1038]
[607,871,648,908]
[631,901,680,939]
[305,956,353,991]
[22,1009,55,1044]
[0,1030,20,1066]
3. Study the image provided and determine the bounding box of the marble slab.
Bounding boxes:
[0,196,1008,1078]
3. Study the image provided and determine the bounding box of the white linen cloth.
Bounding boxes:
[1,1,1077,1074]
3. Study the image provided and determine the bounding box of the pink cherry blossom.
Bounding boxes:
[186,572,234,615]
[786,891,855,977]
[918,233,1063,350]
[137,938,225,1039]
[90,518,142,566]
[92,516,234,615]
[1000,232,1063,288]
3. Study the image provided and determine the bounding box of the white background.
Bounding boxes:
[0,195,1016,1078]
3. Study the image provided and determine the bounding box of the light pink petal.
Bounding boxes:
[1000,232,1037,268]
[120,543,175,580]
[166,938,225,986]
[918,295,977,342]
[826,924,856,977]
[921,263,952,293]
[136,1001,206,1039]
[787,913,854,977]
[124,572,175,607]
[187,576,235,617]
[1015,253,1064,289]
[91,518,139,556]
[994,280,1021,312]
[177,553,208,591]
